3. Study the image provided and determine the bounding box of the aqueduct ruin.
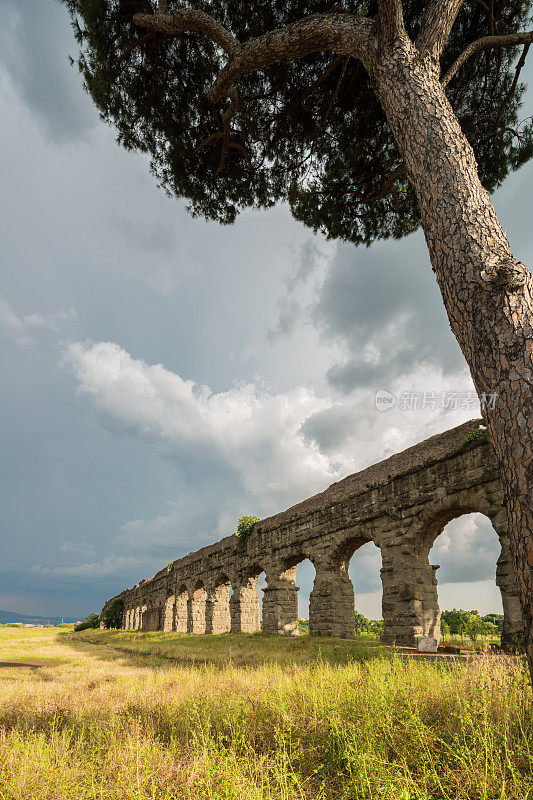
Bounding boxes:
[102,419,524,648]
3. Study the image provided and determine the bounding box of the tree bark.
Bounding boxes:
[369,39,533,672]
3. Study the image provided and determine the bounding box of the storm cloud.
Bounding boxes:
[0,0,532,619]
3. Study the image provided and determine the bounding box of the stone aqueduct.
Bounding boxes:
[102,419,524,647]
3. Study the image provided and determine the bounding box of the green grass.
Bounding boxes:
[71,628,379,667]
[0,627,531,799]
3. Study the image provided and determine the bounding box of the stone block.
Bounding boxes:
[417,636,438,653]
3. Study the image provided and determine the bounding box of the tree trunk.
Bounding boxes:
[369,40,533,673]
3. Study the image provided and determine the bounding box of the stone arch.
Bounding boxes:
[102,422,516,645]
[140,603,148,630]
[329,534,373,573]
[380,492,522,648]
[206,573,231,634]
[230,563,264,634]
[308,532,374,639]
[175,585,188,633]
[262,553,316,636]
[428,509,523,649]
[163,588,175,632]
[189,580,207,634]
[415,498,497,554]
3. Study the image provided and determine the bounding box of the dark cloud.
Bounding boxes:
[0,2,530,622]
[431,513,501,585]
[267,240,327,342]
[313,234,466,394]
[0,0,97,141]
[300,405,368,454]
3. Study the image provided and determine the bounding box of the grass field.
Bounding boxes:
[0,627,531,799]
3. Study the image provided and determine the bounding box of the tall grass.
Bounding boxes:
[0,628,531,799]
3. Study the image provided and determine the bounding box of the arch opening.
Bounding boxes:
[348,541,383,636]
[427,511,522,648]
[294,558,316,634]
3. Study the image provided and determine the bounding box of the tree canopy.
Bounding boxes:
[62,1,533,245]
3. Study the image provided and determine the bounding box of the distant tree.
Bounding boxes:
[74,612,100,631]
[62,0,533,678]
[441,609,471,635]
[354,610,370,634]
[482,613,504,634]
[463,612,483,643]
[101,598,124,629]
[481,620,499,637]
[368,619,385,638]
[442,609,501,642]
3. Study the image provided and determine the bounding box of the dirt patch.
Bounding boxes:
[0,660,64,669]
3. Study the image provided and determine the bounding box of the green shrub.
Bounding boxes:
[482,613,504,633]
[236,515,260,542]
[441,608,473,635]
[368,620,385,639]
[74,612,100,632]
[101,598,123,630]
[464,613,483,643]
[354,611,370,635]
[460,427,489,448]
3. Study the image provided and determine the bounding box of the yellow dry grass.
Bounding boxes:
[0,627,531,799]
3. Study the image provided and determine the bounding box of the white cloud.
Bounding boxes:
[0,295,75,346]
[61,340,349,503]
[431,513,500,584]
[50,339,488,585]
[60,339,483,532]
[59,541,95,556]
[62,341,479,500]
[31,555,144,579]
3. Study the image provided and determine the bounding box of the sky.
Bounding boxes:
[1,0,532,621]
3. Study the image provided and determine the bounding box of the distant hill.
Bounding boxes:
[0,609,80,624]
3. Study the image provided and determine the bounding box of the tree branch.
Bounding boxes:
[133,9,240,56]
[377,0,407,42]
[281,55,345,118]
[493,43,530,132]
[133,10,376,105]
[442,29,533,86]
[208,14,375,104]
[116,32,155,66]
[133,8,375,173]
[416,0,465,59]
